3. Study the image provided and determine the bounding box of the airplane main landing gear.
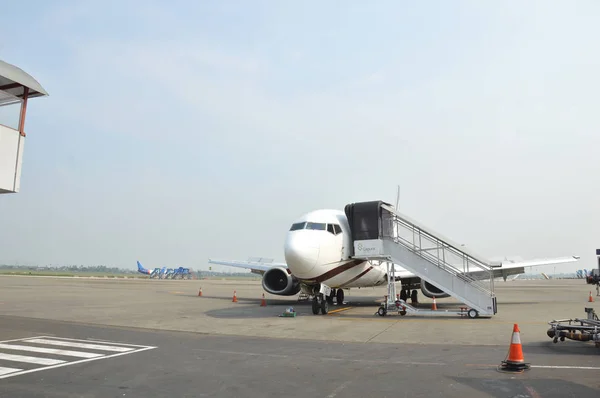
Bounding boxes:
[326,290,334,305]
[336,289,344,304]
[399,288,419,304]
[400,289,408,301]
[326,289,345,305]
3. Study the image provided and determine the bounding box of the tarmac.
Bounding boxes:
[0,275,598,397]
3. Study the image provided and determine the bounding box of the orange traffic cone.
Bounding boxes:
[260,293,267,307]
[432,297,437,311]
[498,323,531,372]
[198,287,202,297]
[232,290,238,302]
[588,291,594,302]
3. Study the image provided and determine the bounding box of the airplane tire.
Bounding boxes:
[411,290,418,303]
[336,289,344,304]
[320,299,329,315]
[312,300,319,315]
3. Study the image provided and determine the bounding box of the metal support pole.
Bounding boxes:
[387,261,396,306]
[18,87,29,137]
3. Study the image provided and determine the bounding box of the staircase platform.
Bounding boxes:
[345,201,498,317]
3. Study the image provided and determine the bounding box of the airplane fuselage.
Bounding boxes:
[282,209,388,290]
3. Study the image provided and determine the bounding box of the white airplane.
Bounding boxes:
[209,208,580,315]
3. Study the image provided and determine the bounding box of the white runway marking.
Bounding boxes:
[0,353,66,366]
[531,365,600,370]
[0,367,23,376]
[0,343,104,358]
[32,336,153,348]
[0,335,156,380]
[23,339,135,352]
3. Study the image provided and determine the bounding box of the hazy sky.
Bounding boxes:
[1,1,598,273]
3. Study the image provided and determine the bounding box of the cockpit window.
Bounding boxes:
[289,222,306,231]
[305,222,326,230]
[326,223,342,235]
[333,224,342,235]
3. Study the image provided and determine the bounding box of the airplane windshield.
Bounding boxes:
[289,222,306,231]
[305,222,326,230]
[290,221,340,233]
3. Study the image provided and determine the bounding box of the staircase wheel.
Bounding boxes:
[467,309,478,319]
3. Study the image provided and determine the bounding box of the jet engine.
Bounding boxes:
[420,280,451,299]
[262,267,301,296]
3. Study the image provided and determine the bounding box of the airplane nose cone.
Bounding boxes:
[284,232,320,277]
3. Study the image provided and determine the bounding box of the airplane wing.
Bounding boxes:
[469,255,581,281]
[497,256,581,269]
[207,258,288,275]
[390,256,580,281]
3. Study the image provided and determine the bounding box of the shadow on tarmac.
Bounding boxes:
[522,341,600,356]
[201,294,485,320]
[452,377,599,398]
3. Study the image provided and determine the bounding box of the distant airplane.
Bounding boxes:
[137,261,151,275]
[137,261,192,279]
[209,207,580,315]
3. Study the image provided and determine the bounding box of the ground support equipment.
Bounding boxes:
[547,307,600,348]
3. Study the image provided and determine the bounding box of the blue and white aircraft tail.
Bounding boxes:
[137,261,151,275]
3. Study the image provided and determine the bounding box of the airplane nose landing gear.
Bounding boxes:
[312,294,329,315]
[311,284,332,315]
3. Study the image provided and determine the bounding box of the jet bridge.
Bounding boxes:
[344,201,498,318]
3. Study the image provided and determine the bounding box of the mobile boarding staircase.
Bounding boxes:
[345,201,498,318]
